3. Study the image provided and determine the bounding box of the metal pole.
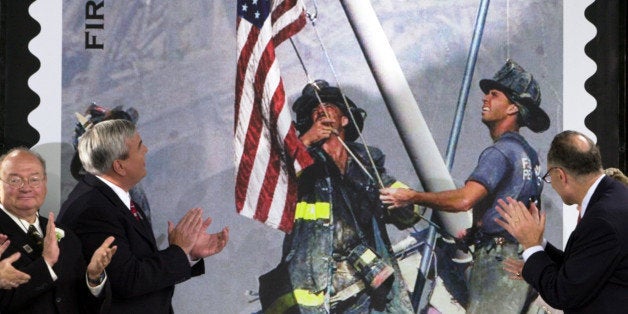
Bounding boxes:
[417,1,490,310]
[412,225,437,310]
[341,0,489,311]
[445,0,490,170]
[339,0,471,236]
[340,2,473,311]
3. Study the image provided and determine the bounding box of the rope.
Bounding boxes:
[506,0,511,59]
[290,0,384,188]
[289,38,375,183]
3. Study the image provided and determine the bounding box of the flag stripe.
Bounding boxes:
[235,0,313,232]
[238,32,278,217]
[272,6,306,46]
[254,76,285,222]
[234,19,257,130]
[250,55,281,221]
[234,17,268,214]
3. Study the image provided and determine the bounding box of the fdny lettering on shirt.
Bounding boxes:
[522,157,532,180]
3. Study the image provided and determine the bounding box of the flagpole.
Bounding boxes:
[446,0,490,169]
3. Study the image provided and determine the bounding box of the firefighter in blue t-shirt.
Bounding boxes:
[380,60,550,313]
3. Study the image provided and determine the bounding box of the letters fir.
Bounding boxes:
[85,1,104,49]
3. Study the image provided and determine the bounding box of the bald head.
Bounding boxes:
[547,130,603,178]
[0,148,48,221]
[0,148,46,172]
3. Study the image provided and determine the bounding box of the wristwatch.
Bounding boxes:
[88,272,106,285]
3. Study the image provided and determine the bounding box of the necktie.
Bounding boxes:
[130,201,142,221]
[27,224,44,253]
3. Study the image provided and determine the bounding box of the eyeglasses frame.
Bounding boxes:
[541,167,559,183]
[0,175,46,189]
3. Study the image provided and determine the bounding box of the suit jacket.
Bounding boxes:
[523,176,628,313]
[0,211,106,314]
[59,174,204,314]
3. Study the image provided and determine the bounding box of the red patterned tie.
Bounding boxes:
[130,201,142,221]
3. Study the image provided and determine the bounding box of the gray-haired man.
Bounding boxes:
[59,119,228,313]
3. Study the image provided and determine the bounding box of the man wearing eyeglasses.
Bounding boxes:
[495,131,628,313]
[380,60,550,313]
[0,148,117,314]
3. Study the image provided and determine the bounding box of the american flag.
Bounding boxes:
[235,0,313,232]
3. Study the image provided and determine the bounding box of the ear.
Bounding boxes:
[506,103,520,115]
[556,167,568,184]
[341,116,349,127]
[112,159,126,176]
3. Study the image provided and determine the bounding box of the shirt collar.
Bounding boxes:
[95,175,132,210]
[580,174,605,218]
[0,204,42,234]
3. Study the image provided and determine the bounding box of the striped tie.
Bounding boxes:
[27,224,44,253]
[130,201,142,221]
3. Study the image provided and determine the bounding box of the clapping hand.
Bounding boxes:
[494,197,546,250]
[86,236,117,285]
[167,208,203,254]
[189,216,229,260]
[503,257,524,280]
[42,212,60,266]
[0,234,30,289]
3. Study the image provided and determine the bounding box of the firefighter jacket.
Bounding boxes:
[259,142,419,313]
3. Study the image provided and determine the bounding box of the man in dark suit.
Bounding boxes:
[0,148,116,314]
[496,130,628,313]
[0,233,31,289]
[59,119,229,313]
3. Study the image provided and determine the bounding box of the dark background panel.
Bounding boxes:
[584,0,627,170]
[0,0,40,153]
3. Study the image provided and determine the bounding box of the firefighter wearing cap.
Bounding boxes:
[381,60,550,313]
[258,80,418,313]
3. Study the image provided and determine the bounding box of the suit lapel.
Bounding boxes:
[130,201,157,246]
[0,210,42,260]
[581,176,610,220]
[563,176,611,256]
[84,174,156,246]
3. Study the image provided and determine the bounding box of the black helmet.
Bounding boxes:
[479,59,550,133]
[292,80,366,141]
